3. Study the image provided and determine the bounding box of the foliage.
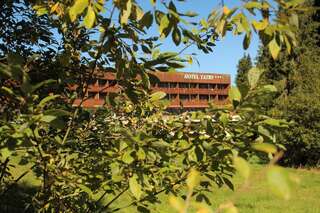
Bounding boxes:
[236,54,252,95]
[0,0,307,212]
[255,0,320,167]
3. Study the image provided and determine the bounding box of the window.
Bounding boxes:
[199,95,209,100]
[158,82,169,88]
[170,94,178,99]
[190,94,198,100]
[199,84,209,89]
[108,80,117,86]
[209,95,216,101]
[98,79,107,86]
[99,92,107,100]
[169,82,177,88]
[88,92,96,99]
[217,84,228,89]
[218,95,228,100]
[88,79,97,85]
[179,94,189,100]
[189,83,197,88]
[209,84,216,89]
[179,83,189,88]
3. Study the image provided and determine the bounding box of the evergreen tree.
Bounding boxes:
[255,0,320,166]
[236,54,252,92]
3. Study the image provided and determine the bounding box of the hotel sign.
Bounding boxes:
[184,74,223,80]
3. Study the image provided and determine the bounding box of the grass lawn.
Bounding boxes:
[5,158,320,212]
[108,165,320,213]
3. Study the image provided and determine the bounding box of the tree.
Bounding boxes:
[236,54,252,93]
[0,0,306,212]
[255,0,320,166]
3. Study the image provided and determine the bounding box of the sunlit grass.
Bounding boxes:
[7,159,320,212]
[108,165,320,213]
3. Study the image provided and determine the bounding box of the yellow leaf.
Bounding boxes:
[83,6,96,29]
[159,15,170,36]
[252,19,268,31]
[233,156,250,180]
[135,5,144,21]
[169,195,185,212]
[69,0,89,22]
[219,202,238,213]
[268,38,281,59]
[129,175,142,200]
[186,168,200,190]
[121,0,132,25]
[267,166,291,200]
[252,143,277,154]
[223,6,230,15]
[50,2,60,14]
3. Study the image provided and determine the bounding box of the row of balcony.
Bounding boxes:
[87,79,229,90]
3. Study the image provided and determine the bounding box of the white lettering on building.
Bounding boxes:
[184,74,223,80]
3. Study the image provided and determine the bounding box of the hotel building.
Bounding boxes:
[72,71,231,109]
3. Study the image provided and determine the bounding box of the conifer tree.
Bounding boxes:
[236,54,252,92]
[255,0,320,166]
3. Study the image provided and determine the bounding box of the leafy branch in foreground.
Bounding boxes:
[0,0,308,212]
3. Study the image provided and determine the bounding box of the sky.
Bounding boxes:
[139,0,261,85]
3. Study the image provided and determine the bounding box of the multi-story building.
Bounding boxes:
[72,71,231,109]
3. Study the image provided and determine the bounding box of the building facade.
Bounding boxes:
[72,71,231,109]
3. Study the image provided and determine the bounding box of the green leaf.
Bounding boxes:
[137,148,146,160]
[141,45,151,54]
[69,0,89,22]
[149,91,166,102]
[186,168,200,190]
[268,38,281,60]
[261,85,277,93]
[122,150,134,164]
[0,148,12,159]
[267,166,291,200]
[141,71,150,89]
[172,27,181,46]
[79,184,93,198]
[129,175,142,200]
[38,95,60,109]
[263,118,287,127]
[44,109,71,117]
[258,125,272,139]
[243,32,251,50]
[219,113,229,125]
[252,143,277,154]
[289,14,299,28]
[83,6,96,29]
[241,14,250,33]
[33,5,48,16]
[248,67,263,89]
[228,86,241,108]
[40,115,57,123]
[233,156,250,180]
[244,2,263,9]
[159,15,170,36]
[31,79,56,93]
[140,11,153,29]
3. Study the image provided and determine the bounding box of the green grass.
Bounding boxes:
[6,159,320,212]
[108,165,320,213]
[207,166,320,213]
